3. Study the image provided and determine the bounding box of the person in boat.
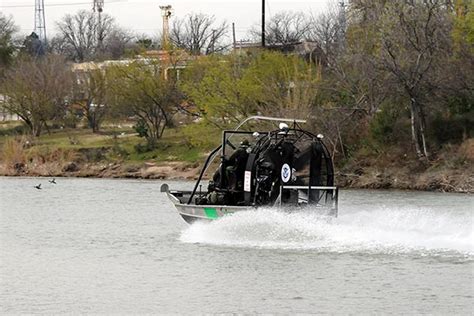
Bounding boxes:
[202,139,251,205]
[226,139,250,192]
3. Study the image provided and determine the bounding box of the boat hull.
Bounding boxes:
[162,185,338,224]
[173,200,254,223]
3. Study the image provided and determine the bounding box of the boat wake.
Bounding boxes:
[180,207,474,257]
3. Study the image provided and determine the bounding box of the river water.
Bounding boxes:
[0,177,473,314]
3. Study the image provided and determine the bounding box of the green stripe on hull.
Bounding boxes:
[204,207,218,219]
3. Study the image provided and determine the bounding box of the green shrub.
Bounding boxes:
[133,119,148,138]
[430,112,473,145]
[0,124,27,136]
[134,142,155,154]
[181,121,220,149]
[370,104,404,145]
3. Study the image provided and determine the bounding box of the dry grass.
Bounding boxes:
[1,136,28,172]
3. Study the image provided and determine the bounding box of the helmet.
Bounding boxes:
[240,139,250,147]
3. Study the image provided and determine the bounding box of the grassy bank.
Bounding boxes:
[0,122,218,179]
[0,121,472,192]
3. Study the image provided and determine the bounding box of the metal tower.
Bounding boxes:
[337,0,347,49]
[93,0,105,51]
[34,0,47,45]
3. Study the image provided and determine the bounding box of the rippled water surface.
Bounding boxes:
[1,177,473,313]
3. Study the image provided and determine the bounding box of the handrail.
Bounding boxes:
[233,115,306,131]
[281,185,338,190]
[187,144,222,204]
[187,116,308,205]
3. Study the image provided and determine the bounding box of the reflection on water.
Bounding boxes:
[1,177,473,313]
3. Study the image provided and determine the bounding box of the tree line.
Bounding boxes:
[0,0,472,161]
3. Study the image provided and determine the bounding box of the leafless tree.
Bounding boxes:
[379,0,451,158]
[104,28,134,59]
[170,13,229,55]
[54,10,130,62]
[2,55,72,137]
[72,67,108,132]
[249,11,310,46]
[306,5,342,63]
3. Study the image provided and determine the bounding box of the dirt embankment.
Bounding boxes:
[0,160,201,180]
[1,158,472,193]
[336,139,474,193]
[336,166,473,193]
[1,140,473,193]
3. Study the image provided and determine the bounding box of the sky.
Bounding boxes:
[1,0,332,40]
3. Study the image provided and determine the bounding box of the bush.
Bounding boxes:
[134,142,155,154]
[133,119,148,138]
[431,112,473,145]
[0,124,28,136]
[1,137,28,170]
[369,103,409,145]
[181,121,220,149]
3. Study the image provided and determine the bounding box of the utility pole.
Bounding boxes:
[160,5,173,81]
[232,23,236,49]
[160,5,173,50]
[34,0,47,46]
[211,29,216,54]
[262,0,265,47]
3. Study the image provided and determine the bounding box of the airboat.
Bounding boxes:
[161,116,338,223]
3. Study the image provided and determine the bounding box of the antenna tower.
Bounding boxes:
[34,0,47,45]
[338,1,347,48]
[93,0,105,50]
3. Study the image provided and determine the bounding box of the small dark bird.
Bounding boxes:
[49,178,57,184]
[34,184,42,190]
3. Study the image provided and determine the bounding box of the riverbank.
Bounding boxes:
[1,157,472,193]
[1,125,472,193]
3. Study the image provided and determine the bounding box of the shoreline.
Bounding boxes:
[1,161,472,193]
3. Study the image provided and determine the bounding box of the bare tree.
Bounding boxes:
[170,13,229,55]
[250,11,310,46]
[54,10,130,62]
[2,55,72,137]
[306,5,342,63]
[379,0,451,158]
[72,67,108,132]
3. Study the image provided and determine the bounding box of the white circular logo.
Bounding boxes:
[281,163,291,183]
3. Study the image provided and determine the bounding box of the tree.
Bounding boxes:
[103,28,134,59]
[22,32,45,57]
[72,66,108,132]
[251,11,310,46]
[182,52,320,126]
[378,0,451,158]
[0,13,17,67]
[2,56,72,137]
[181,54,256,125]
[243,52,319,118]
[54,10,130,62]
[170,13,229,55]
[306,4,343,63]
[108,61,183,147]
